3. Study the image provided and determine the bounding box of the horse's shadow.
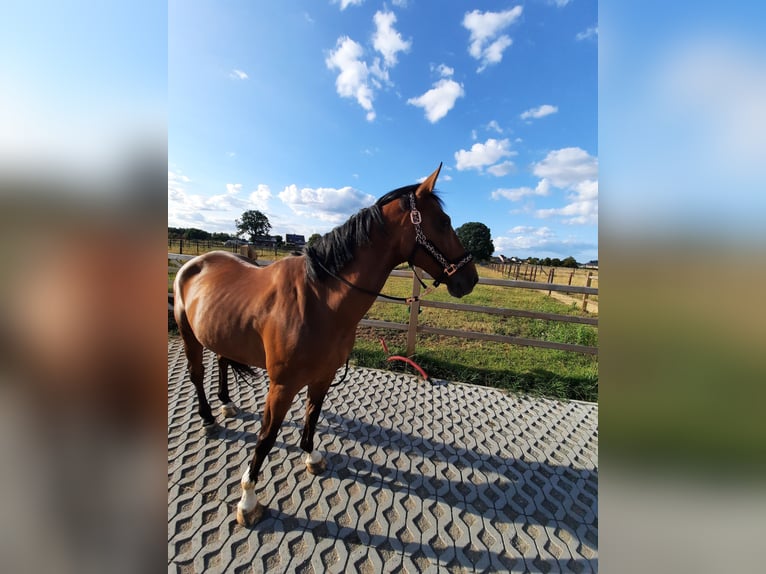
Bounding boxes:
[205,384,598,572]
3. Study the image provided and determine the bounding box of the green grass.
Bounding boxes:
[351,271,598,402]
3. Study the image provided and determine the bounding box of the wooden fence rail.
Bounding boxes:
[358,268,598,356]
[168,257,598,357]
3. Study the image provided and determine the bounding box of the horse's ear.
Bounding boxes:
[416,163,443,196]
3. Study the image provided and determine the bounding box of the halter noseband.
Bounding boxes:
[406,192,474,287]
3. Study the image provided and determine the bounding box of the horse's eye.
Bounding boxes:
[442,216,451,229]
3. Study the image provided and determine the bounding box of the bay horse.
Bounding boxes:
[173,164,478,526]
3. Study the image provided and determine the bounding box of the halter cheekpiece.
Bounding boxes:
[405,192,474,287]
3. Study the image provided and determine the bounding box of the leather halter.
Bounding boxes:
[405,192,474,287]
[312,190,474,303]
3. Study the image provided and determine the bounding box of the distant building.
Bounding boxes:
[224,238,247,247]
[286,234,306,247]
[253,235,277,246]
[582,260,598,269]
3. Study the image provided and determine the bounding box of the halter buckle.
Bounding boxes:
[445,264,459,277]
[410,210,422,225]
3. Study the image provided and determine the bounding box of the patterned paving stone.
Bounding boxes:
[168,339,598,573]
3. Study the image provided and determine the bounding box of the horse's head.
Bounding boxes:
[388,163,479,298]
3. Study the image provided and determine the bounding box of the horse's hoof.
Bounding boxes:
[220,402,238,418]
[305,451,327,475]
[306,460,327,475]
[236,502,264,527]
[203,422,218,435]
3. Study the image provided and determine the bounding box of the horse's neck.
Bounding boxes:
[323,238,403,323]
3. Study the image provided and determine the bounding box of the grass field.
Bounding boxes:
[168,251,598,402]
[351,268,598,402]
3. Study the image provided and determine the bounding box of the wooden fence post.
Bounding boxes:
[547,268,555,296]
[406,268,422,356]
[582,271,593,312]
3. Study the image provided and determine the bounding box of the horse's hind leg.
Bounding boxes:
[300,383,330,475]
[216,355,238,418]
[179,331,216,433]
[237,384,296,526]
[175,306,216,431]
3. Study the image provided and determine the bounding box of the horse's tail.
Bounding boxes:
[228,360,262,388]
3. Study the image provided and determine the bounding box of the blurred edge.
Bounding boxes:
[2,1,765,573]
[0,2,167,573]
[600,1,766,573]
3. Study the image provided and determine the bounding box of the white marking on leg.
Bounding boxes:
[237,467,257,514]
[305,450,323,465]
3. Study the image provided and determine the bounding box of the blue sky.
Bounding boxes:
[169,1,598,261]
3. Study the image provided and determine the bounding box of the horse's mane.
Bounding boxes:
[304,183,440,282]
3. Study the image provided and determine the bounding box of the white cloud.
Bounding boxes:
[326,12,410,121]
[493,226,595,258]
[168,170,276,232]
[462,7,523,72]
[407,78,465,123]
[492,178,551,201]
[326,36,378,121]
[433,63,454,78]
[531,149,598,224]
[278,184,375,223]
[454,138,515,172]
[486,119,503,133]
[206,183,250,212]
[336,0,363,10]
[487,160,515,177]
[576,26,598,41]
[552,0,572,7]
[520,104,558,120]
[249,183,272,211]
[532,147,598,188]
[534,178,598,225]
[373,10,411,67]
[491,148,598,225]
[168,170,190,185]
[230,69,248,80]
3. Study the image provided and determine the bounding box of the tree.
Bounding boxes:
[236,210,271,242]
[561,256,578,268]
[307,233,322,247]
[455,222,494,261]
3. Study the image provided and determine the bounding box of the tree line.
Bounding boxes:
[169,210,277,243]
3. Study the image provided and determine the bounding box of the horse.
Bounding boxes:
[172,164,478,526]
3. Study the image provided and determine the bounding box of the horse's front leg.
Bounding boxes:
[216,355,238,418]
[300,382,331,475]
[237,384,295,526]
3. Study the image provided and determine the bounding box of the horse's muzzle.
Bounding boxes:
[447,268,479,298]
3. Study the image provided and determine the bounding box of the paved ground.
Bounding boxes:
[168,339,598,573]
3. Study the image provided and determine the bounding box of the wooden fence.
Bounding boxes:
[168,257,598,356]
[359,268,598,356]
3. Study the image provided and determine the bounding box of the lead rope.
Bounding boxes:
[329,358,350,388]
[313,258,425,304]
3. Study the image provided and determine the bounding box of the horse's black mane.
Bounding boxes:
[304,183,441,282]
